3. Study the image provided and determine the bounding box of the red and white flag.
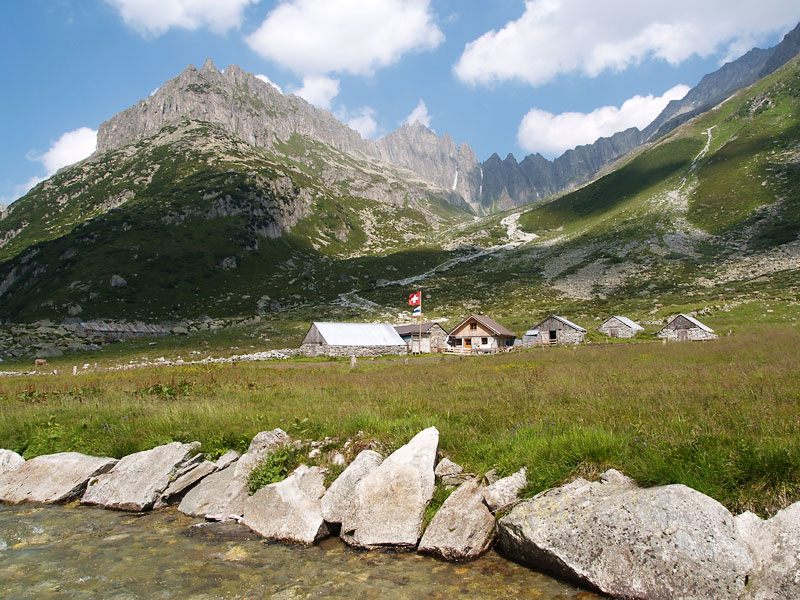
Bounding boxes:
[408,291,421,306]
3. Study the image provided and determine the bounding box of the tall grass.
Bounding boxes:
[1,327,798,516]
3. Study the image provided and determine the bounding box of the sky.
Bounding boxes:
[2,0,800,205]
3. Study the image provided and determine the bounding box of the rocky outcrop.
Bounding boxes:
[82,441,202,511]
[233,428,290,478]
[483,467,527,513]
[418,477,495,561]
[178,463,248,521]
[0,449,24,473]
[320,449,383,524]
[0,452,117,504]
[736,502,800,599]
[243,465,329,545]
[340,426,438,550]
[497,470,752,600]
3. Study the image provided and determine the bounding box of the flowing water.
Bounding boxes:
[0,504,599,599]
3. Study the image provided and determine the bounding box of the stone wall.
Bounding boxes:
[598,318,637,338]
[532,329,584,346]
[657,327,717,341]
[300,344,408,358]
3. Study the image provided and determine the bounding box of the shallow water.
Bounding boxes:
[0,504,598,599]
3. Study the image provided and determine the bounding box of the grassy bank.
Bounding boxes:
[1,325,799,517]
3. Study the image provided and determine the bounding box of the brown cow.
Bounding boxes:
[34,359,48,367]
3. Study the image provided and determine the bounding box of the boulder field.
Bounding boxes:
[1,428,798,600]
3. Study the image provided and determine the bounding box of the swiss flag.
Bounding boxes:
[408,291,421,306]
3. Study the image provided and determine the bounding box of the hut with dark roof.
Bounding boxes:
[656,314,717,341]
[529,315,586,345]
[394,322,448,354]
[447,314,516,353]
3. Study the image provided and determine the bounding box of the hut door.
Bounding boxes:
[678,330,688,342]
[464,338,472,350]
[549,330,557,344]
[609,328,618,338]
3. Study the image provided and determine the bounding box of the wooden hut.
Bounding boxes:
[394,322,448,354]
[656,314,717,341]
[301,322,408,357]
[597,316,644,338]
[529,315,586,345]
[447,314,516,353]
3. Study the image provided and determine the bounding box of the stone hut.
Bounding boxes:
[529,315,586,346]
[656,314,717,341]
[301,322,408,357]
[394,322,448,354]
[597,316,644,338]
[447,314,516,353]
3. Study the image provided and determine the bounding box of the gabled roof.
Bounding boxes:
[533,314,587,333]
[660,314,714,333]
[449,314,516,338]
[307,322,406,346]
[601,316,644,331]
[394,322,442,336]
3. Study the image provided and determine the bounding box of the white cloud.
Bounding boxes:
[106,0,257,36]
[292,76,341,110]
[517,84,690,155]
[341,107,378,139]
[245,0,444,76]
[405,99,432,128]
[255,74,283,94]
[29,127,98,176]
[455,0,800,86]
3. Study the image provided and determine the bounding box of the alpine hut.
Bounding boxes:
[529,315,586,346]
[597,316,644,338]
[394,322,448,354]
[656,314,717,341]
[301,322,408,357]
[447,314,516,353]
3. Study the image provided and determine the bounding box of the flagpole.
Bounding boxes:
[419,287,422,354]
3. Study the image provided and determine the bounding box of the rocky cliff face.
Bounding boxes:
[97,59,378,160]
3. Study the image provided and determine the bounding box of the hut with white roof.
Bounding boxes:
[529,315,586,346]
[597,316,645,338]
[300,322,408,357]
[656,314,717,342]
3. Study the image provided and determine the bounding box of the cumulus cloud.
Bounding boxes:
[245,0,444,76]
[340,107,379,139]
[29,127,98,176]
[456,0,800,86]
[255,74,283,94]
[293,76,341,110]
[106,0,257,36]
[405,99,432,128]
[517,84,690,155]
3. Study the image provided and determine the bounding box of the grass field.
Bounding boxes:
[1,324,798,518]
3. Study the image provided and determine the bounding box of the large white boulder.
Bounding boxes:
[178,463,248,520]
[736,502,800,599]
[340,427,438,551]
[497,470,752,600]
[0,449,24,474]
[82,442,201,511]
[418,476,495,561]
[243,465,329,545]
[0,452,117,504]
[321,449,383,524]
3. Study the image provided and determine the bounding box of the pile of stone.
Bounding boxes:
[1,430,799,599]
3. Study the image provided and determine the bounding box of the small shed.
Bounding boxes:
[301,322,408,357]
[522,329,540,345]
[656,314,717,341]
[597,316,644,338]
[447,314,516,353]
[529,315,586,346]
[394,322,448,354]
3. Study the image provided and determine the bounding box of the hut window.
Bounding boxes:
[470,323,477,330]
[481,337,488,345]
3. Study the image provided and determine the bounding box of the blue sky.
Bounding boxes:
[2,0,800,205]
